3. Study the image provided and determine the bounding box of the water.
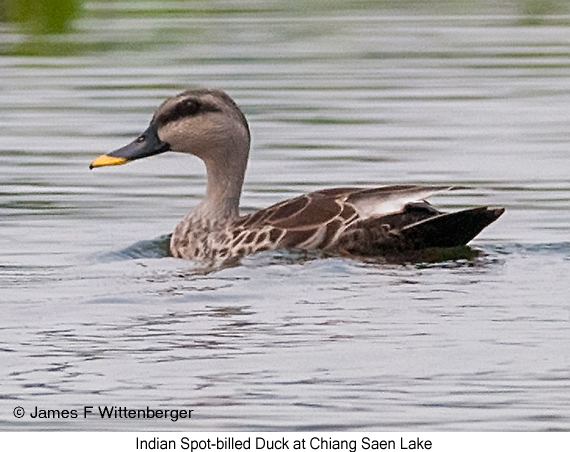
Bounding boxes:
[1,1,570,431]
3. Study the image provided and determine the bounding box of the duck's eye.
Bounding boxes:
[177,99,200,117]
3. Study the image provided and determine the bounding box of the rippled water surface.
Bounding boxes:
[1,1,570,431]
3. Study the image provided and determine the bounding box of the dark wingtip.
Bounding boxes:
[488,206,505,219]
[398,205,505,249]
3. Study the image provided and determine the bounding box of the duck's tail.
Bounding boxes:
[400,206,505,249]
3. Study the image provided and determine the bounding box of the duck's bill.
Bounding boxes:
[90,123,170,169]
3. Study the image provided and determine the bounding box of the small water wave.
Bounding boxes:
[97,234,172,262]
[491,242,570,258]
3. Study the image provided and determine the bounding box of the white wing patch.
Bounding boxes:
[349,186,455,219]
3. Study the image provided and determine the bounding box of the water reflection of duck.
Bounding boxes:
[90,89,504,265]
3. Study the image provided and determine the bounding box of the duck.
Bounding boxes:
[90,88,504,265]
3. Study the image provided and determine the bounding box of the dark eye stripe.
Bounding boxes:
[155,98,219,127]
[162,100,199,125]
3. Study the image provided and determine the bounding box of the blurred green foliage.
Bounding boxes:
[519,0,564,24]
[1,0,81,34]
[0,0,567,45]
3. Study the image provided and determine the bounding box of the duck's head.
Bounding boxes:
[90,89,250,169]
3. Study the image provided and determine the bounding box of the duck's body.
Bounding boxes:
[90,89,504,265]
[170,185,502,263]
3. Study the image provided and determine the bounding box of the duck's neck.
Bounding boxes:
[193,150,247,223]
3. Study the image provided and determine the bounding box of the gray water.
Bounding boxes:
[1,1,570,431]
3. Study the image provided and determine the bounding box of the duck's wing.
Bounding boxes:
[235,185,457,251]
[338,204,504,257]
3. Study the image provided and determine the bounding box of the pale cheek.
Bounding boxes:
[159,126,189,152]
[158,118,231,156]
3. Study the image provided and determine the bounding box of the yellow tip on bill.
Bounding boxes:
[89,155,129,169]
